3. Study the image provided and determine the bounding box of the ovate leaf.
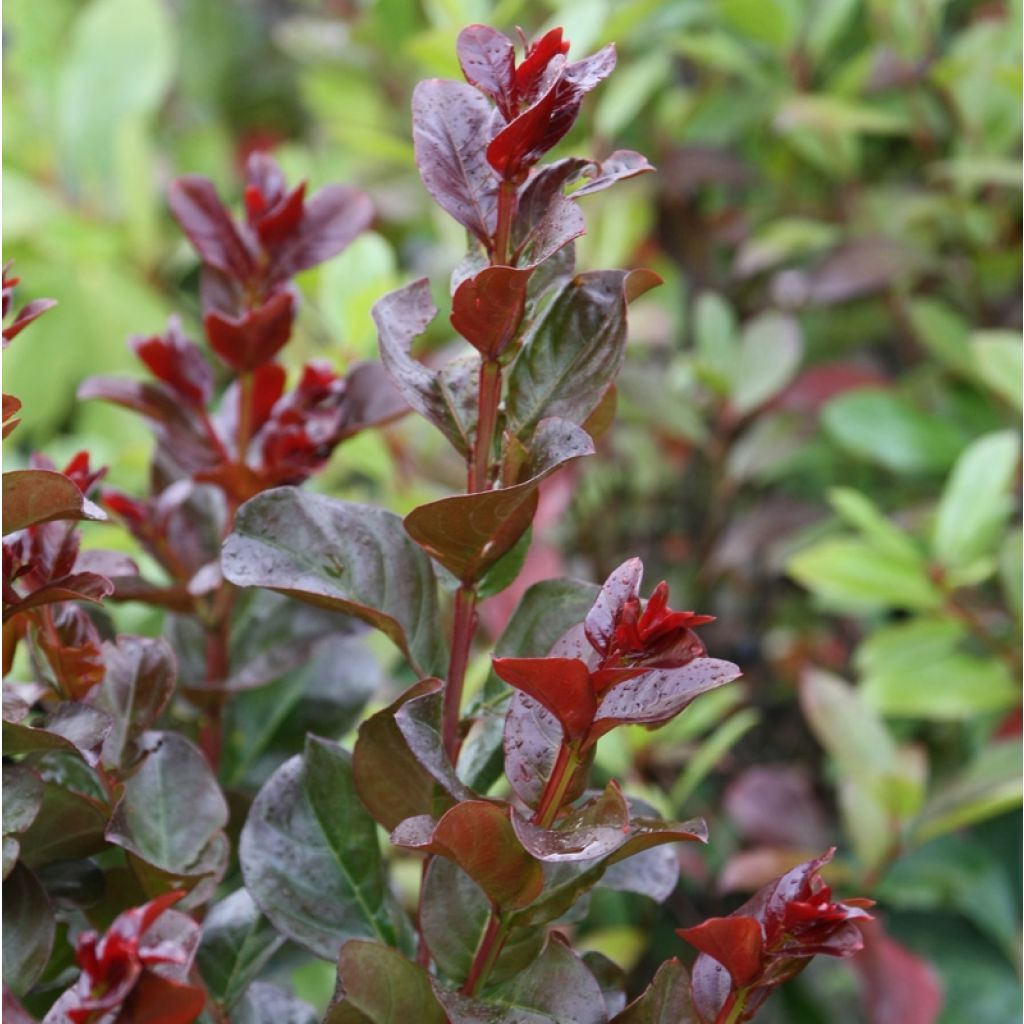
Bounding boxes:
[2,469,106,535]
[3,864,55,997]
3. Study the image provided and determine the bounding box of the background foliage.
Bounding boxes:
[4,0,1021,1020]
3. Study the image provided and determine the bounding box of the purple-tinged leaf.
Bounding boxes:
[584,557,643,656]
[564,44,618,93]
[590,658,742,743]
[2,703,113,767]
[420,855,545,986]
[94,636,177,770]
[131,318,215,407]
[3,764,44,838]
[392,801,544,910]
[354,679,465,831]
[584,951,628,1017]
[412,80,498,245]
[106,732,228,877]
[450,265,532,360]
[373,278,478,455]
[573,150,654,196]
[325,940,448,1024]
[433,933,606,1023]
[228,982,317,1024]
[2,470,106,536]
[240,735,412,961]
[493,656,595,743]
[515,159,593,246]
[724,766,831,849]
[506,269,661,436]
[3,571,114,622]
[3,863,55,997]
[337,360,408,440]
[404,418,593,584]
[268,184,374,281]
[457,25,516,118]
[3,298,57,344]
[610,958,697,1023]
[168,176,258,282]
[517,194,586,268]
[690,952,740,1024]
[222,487,444,677]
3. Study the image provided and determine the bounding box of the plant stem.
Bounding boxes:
[198,611,231,772]
[493,180,517,267]
[533,741,581,829]
[462,909,510,996]
[716,988,749,1024]
[443,584,478,762]
[236,370,254,464]
[470,359,502,493]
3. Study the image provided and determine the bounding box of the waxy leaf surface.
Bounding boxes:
[610,959,696,1023]
[240,735,409,960]
[222,487,444,676]
[3,470,106,535]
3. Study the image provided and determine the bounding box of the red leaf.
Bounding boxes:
[492,655,596,742]
[167,176,257,283]
[677,916,764,987]
[3,298,57,343]
[514,28,570,103]
[450,265,531,359]
[204,291,294,372]
[852,918,943,1024]
[3,470,107,535]
[131,319,214,407]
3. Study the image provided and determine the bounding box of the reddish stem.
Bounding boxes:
[236,370,254,464]
[469,360,502,493]
[443,585,478,762]
[532,740,581,829]
[493,180,517,267]
[461,909,510,996]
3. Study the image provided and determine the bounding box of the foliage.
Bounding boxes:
[2,1,1021,1022]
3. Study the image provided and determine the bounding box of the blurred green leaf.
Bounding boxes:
[730,311,802,415]
[933,430,1020,568]
[972,332,1023,412]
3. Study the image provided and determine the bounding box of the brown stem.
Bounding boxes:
[532,740,582,829]
[944,590,1021,676]
[461,909,510,996]
[443,585,478,763]
[236,370,254,463]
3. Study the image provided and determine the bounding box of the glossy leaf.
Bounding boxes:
[2,863,55,997]
[610,958,696,1023]
[678,916,763,987]
[353,678,466,831]
[2,469,106,535]
[506,268,660,436]
[2,702,112,766]
[457,25,516,114]
[196,888,284,1010]
[373,278,478,455]
[392,801,543,910]
[240,735,409,960]
[106,732,229,876]
[3,571,114,622]
[493,656,596,743]
[450,265,531,360]
[412,79,497,244]
[2,764,44,839]
[325,940,447,1024]
[404,419,593,584]
[433,934,607,1023]
[94,635,176,768]
[573,150,655,196]
[590,659,743,742]
[222,487,444,676]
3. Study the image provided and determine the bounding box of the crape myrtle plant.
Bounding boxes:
[1,23,874,1024]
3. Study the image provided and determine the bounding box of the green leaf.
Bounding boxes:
[2,764,44,839]
[730,311,803,415]
[2,469,106,535]
[827,487,923,563]
[788,537,942,612]
[506,268,660,436]
[222,487,445,677]
[911,740,1023,846]
[822,389,965,474]
[610,958,696,1023]
[57,0,176,199]
[239,735,411,961]
[906,299,973,376]
[197,889,285,1010]
[324,940,447,1024]
[420,856,544,987]
[434,934,607,1023]
[693,291,739,393]
[718,0,798,47]
[106,731,229,875]
[972,331,1023,412]
[3,863,55,996]
[933,430,1020,568]
[668,708,760,808]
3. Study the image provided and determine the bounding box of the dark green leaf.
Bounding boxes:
[3,863,55,997]
[610,958,696,1023]
[240,735,411,960]
[2,764,44,838]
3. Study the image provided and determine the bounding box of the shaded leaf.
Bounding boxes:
[2,863,55,997]
[231,982,318,1024]
[2,702,112,767]
[610,958,696,1023]
[730,312,803,416]
[222,487,444,676]
[240,735,409,960]
[2,764,44,838]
